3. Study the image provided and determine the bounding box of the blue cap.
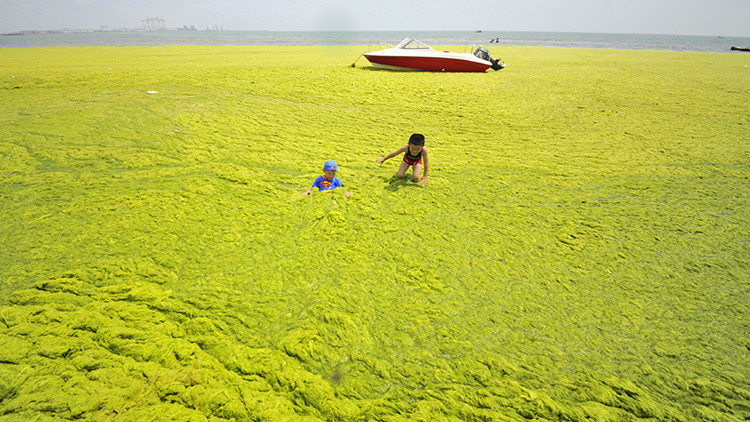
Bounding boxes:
[324,160,338,171]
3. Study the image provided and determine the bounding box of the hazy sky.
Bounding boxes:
[1,0,748,37]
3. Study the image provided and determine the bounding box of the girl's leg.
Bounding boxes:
[412,163,422,183]
[397,161,410,179]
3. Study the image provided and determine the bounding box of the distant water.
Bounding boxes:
[2,30,749,53]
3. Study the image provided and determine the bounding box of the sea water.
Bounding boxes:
[2,30,749,52]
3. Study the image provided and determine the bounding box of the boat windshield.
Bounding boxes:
[396,38,432,49]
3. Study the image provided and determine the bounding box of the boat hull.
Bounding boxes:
[363,53,491,72]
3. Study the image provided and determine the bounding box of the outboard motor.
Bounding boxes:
[474,47,506,71]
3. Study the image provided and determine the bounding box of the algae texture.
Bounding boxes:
[0,45,748,421]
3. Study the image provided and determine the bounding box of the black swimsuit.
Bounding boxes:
[403,148,423,165]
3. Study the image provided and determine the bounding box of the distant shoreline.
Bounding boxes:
[1,28,201,37]
[2,30,749,53]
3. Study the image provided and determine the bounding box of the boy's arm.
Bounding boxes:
[335,178,351,198]
[303,178,319,195]
[377,145,407,164]
[421,148,429,185]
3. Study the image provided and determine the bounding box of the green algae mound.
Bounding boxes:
[1,45,748,420]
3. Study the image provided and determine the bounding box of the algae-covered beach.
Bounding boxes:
[1,45,748,420]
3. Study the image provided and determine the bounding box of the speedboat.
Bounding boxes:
[362,38,505,72]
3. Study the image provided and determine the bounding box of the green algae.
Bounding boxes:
[0,45,748,420]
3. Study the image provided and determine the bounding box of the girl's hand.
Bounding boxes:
[376,157,385,164]
[421,177,428,186]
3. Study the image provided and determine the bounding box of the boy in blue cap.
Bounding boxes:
[303,160,351,198]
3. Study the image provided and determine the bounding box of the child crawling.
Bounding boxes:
[376,133,429,185]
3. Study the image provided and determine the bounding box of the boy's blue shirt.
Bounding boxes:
[312,176,343,191]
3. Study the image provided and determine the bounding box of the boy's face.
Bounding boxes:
[408,143,423,155]
[323,169,337,179]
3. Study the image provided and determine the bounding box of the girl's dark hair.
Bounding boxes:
[408,133,425,146]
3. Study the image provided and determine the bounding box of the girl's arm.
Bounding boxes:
[376,145,407,164]
[420,147,429,185]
